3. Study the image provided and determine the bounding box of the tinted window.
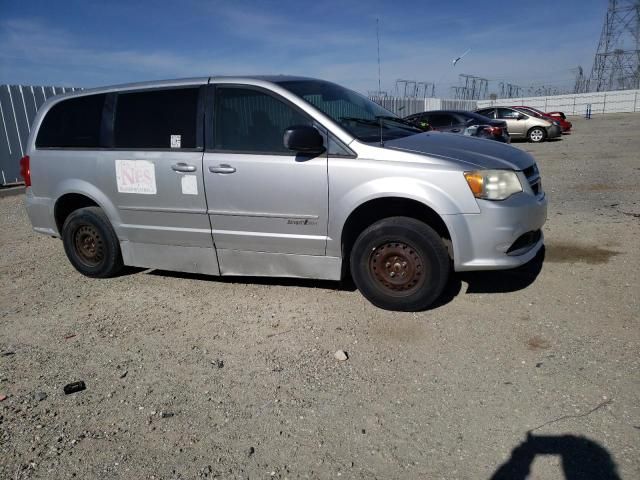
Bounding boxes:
[213,87,312,153]
[36,94,106,148]
[497,108,521,119]
[426,114,453,128]
[114,88,199,149]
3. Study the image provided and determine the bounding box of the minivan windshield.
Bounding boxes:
[278,80,423,142]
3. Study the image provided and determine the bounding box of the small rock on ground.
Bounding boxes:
[334,350,348,361]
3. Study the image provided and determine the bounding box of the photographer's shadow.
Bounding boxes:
[491,432,621,480]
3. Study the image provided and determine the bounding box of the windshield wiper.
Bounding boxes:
[338,116,380,125]
[340,116,420,131]
[339,116,421,146]
[375,116,423,132]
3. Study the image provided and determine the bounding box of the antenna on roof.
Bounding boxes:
[376,17,384,147]
[376,18,382,96]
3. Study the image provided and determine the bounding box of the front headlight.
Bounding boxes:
[464,170,522,200]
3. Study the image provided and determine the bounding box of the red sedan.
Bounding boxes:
[511,106,572,133]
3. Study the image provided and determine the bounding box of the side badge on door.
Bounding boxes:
[287,219,318,226]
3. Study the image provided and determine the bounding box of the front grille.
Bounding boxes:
[523,164,542,196]
[507,230,542,255]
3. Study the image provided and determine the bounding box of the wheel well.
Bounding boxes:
[341,197,453,275]
[54,193,99,233]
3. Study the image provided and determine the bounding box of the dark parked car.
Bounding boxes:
[404,110,511,143]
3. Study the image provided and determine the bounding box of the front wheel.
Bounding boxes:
[528,127,546,143]
[349,217,450,311]
[61,207,124,278]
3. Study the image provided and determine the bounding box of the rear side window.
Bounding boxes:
[213,87,312,154]
[36,94,106,148]
[114,88,199,149]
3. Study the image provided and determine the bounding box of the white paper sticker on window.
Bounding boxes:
[170,135,181,149]
[181,174,198,195]
[115,160,157,194]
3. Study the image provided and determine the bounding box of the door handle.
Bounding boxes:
[209,164,236,174]
[171,163,197,173]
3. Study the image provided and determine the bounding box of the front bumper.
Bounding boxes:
[446,190,548,272]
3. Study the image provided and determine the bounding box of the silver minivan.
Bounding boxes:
[22,76,547,311]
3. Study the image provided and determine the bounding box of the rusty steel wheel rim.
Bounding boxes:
[369,241,425,294]
[73,224,104,267]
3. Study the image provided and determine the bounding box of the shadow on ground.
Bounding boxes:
[491,432,621,480]
[145,247,545,310]
[147,269,358,292]
[458,246,545,294]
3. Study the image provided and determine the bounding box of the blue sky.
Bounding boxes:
[0,0,607,96]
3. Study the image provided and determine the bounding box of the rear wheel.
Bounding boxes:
[61,207,123,278]
[528,127,546,143]
[349,217,450,311]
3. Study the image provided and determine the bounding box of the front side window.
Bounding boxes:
[213,87,312,153]
[279,80,422,142]
[113,88,199,149]
[36,94,106,148]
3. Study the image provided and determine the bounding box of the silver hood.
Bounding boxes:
[384,132,536,171]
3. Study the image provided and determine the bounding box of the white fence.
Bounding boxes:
[1,84,81,185]
[369,96,477,116]
[371,89,640,118]
[477,89,640,116]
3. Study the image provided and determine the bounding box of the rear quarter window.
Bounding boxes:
[36,94,106,148]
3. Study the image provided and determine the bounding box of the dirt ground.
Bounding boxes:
[1,113,639,479]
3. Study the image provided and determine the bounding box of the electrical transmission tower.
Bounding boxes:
[453,74,489,100]
[588,0,640,92]
[573,66,590,93]
[395,79,435,98]
[499,82,523,98]
[416,82,436,98]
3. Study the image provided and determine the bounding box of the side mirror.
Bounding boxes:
[283,125,325,154]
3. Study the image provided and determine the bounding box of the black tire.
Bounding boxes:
[61,206,123,278]
[527,127,547,143]
[349,217,450,311]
